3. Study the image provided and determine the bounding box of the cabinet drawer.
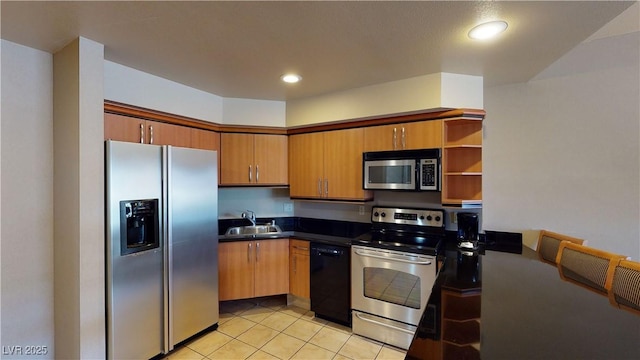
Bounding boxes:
[290,239,310,255]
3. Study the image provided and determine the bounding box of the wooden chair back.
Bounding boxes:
[606,259,640,315]
[556,241,626,296]
[536,230,584,266]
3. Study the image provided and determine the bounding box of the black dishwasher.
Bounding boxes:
[310,242,351,326]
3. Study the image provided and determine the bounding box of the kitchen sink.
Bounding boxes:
[224,224,283,236]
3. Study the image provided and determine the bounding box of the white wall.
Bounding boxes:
[105,61,287,127]
[483,29,640,258]
[1,39,55,358]
[104,60,224,124]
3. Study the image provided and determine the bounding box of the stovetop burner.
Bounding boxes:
[354,206,446,256]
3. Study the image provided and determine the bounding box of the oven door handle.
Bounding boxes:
[354,312,416,335]
[354,248,432,265]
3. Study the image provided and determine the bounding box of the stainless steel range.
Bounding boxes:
[351,206,445,349]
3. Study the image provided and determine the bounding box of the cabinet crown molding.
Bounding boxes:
[105,100,484,136]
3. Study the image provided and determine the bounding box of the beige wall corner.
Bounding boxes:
[222,97,286,127]
[285,72,483,127]
[53,37,105,359]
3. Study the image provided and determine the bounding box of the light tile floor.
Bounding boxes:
[163,295,406,360]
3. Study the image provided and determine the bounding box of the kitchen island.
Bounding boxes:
[408,237,640,360]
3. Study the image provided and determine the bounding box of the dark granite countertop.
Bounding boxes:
[408,234,640,360]
[219,230,353,247]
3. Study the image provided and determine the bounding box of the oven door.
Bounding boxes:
[363,159,416,190]
[351,245,437,325]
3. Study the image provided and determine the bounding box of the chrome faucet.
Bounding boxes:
[241,210,256,226]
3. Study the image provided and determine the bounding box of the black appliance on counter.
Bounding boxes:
[310,242,351,326]
[457,212,479,251]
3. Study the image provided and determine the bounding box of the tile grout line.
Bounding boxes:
[178,297,405,360]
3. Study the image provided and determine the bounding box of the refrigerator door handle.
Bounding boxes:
[163,145,172,353]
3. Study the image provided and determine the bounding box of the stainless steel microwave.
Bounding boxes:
[363,149,440,191]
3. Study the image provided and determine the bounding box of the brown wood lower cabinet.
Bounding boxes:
[289,239,310,299]
[407,286,481,360]
[218,239,289,301]
[441,289,481,360]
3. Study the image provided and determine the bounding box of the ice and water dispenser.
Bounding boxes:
[119,199,160,256]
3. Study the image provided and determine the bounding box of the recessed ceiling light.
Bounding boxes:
[468,20,508,40]
[281,74,302,83]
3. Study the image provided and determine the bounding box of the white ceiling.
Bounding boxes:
[1,1,636,101]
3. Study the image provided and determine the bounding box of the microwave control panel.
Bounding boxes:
[371,206,444,228]
[419,158,439,191]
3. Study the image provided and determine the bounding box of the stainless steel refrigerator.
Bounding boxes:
[106,140,219,359]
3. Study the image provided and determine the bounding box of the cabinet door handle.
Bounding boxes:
[256,242,260,262]
[401,127,406,149]
[248,165,252,182]
[293,246,309,251]
[248,242,252,262]
[317,179,322,196]
[139,124,145,144]
[393,127,397,150]
[256,165,259,183]
[293,255,297,274]
[149,125,154,144]
[324,179,329,196]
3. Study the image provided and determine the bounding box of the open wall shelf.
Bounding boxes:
[442,118,483,206]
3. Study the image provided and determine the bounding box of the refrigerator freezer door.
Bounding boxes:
[106,141,164,360]
[166,146,219,349]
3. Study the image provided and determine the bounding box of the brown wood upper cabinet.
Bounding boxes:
[220,133,288,186]
[104,113,192,147]
[289,128,373,201]
[364,120,443,152]
[190,128,220,151]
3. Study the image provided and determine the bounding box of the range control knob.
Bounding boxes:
[373,212,379,217]
[435,216,441,222]
[419,215,425,220]
[426,215,433,221]
[381,212,386,218]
